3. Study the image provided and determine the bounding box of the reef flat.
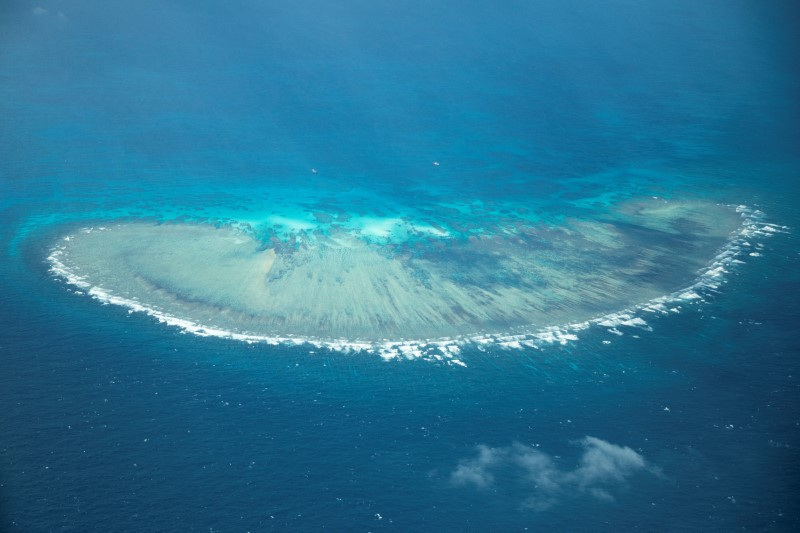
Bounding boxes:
[48,198,746,346]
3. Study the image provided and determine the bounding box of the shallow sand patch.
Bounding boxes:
[49,199,745,344]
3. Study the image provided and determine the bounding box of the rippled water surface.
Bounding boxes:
[1,0,799,530]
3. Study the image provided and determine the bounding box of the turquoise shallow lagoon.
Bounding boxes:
[1,0,799,530]
[46,196,756,360]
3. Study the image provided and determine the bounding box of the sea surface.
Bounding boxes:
[1,1,799,530]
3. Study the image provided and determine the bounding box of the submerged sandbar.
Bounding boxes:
[50,199,744,343]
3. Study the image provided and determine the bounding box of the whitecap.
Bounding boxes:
[46,203,783,365]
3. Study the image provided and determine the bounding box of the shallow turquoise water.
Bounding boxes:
[1,0,799,530]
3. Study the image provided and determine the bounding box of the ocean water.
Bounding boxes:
[2,0,799,530]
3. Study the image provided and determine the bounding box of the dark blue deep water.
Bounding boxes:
[2,1,799,530]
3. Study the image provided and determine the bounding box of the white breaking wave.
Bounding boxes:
[47,205,786,367]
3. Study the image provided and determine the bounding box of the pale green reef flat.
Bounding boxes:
[51,198,744,343]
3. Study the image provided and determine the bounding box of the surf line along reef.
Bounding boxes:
[48,198,775,362]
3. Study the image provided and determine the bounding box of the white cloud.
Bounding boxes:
[450,444,500,489]
[569,436,648,490]
[32,7,48,17]
[450,436,660,510]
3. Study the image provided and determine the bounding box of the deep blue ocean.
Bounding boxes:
[2,1,799,530]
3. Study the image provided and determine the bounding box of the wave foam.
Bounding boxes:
[47,205,785,366]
